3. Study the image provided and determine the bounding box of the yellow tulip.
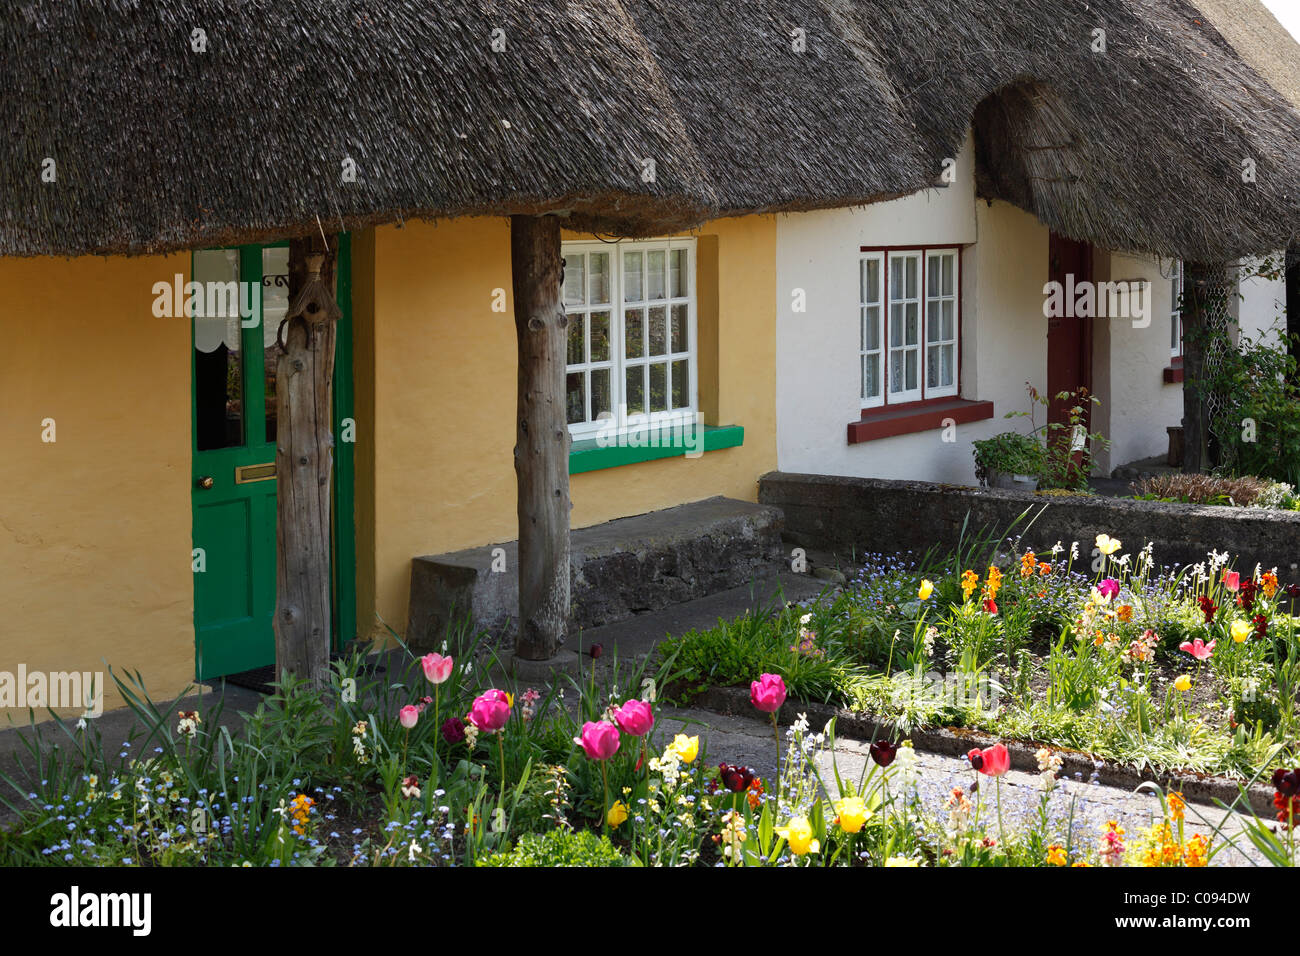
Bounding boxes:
[669,734,699,764]
[834,796,871,834]
[918,579,934,601]
[1095,534,1121,556]
[1174,674,1192,692]
[1231,620,1252,643]
[606,800,629,828]
[776,815,820,856]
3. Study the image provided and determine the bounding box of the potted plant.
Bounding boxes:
[972,431,1044,491]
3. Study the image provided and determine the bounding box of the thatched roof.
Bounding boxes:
[2,0,1298,261]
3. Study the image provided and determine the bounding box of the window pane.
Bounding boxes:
[590,311,610,362]
[890,256,903,292]
[624,251,643,302]
[625,308,645,358]
[942,300,955,339]
[671,304,687,353]
[906,349,918,390]
[648,306,667,355]
[564,254,585,307]
[589,253,610,304]
[890,303,903,347]
[864,305,880,350]
[942,255,954,295]
[261,246,290,444]
[928,255,940,292]
[647,250,666,301]
[649,362,668,412]
[591,368,611,420]
[566,372,586,424]
[670,249,687,297]
[864,354,880,399]
[625,366,645,414]
[927,304,940,342]
[941,344,954,386]
[906,303,918,345]
[566,313,585,365]
[927,345,939,388]
[193,249,244,451]
[671,359,688,408]
[890,351,903,393]
[905,258,918,298]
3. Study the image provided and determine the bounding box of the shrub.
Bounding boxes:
[476,829,630,867]
[1131,473,1268,506]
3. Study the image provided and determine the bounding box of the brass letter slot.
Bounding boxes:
[235,462,277,484]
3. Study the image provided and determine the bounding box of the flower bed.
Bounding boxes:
[4,538,1300,868]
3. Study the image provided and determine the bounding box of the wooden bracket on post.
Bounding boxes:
[510,214,572,661]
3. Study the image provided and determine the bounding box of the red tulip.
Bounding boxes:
[717,763,756,793]
[750,673,787,713]
[469,689,511,733]
[967,743,1010,776]
[588,643,604,659]
[1223,570,1241,592]
[612,699,654,737]
[579,720,620,761]
[870,740,898,767]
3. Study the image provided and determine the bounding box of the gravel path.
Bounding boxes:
[658,704,1273,866]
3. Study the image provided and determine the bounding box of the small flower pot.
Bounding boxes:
[987,469,1039,492]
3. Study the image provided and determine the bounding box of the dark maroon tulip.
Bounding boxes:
[588,643,604,659]
[441,716,466,744]
[1274,768,1300,797]
[870,740,898,767]
[718,762,755,793]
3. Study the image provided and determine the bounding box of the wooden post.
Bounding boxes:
[274,235,341,686]
[511,215,571,661]
[1181,260,1229,474]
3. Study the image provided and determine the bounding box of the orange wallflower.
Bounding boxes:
[985,566,1003,601]
[1262,571,1279,598]
[1116,605,1134,623]
[1020,551,1038,577]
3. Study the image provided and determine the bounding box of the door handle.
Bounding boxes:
[195,476,215,490]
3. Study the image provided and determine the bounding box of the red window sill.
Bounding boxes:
[847,397,995,444]
[1163,358,1184,384]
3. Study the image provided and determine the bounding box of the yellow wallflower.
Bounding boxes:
[1174,674,1192,692]
[1231,620,1252,643]
[833,796,871,834]
[1167,792,1185,822]
[985,566,1003,601]
[885,856,920,866]
[606,800,629,828]
[1096,534,1121,555]
[668,734,699,764]
[918,579,934,600]
[1046,844,1067,866]
[961,570,979,602]
[776,816,819,856]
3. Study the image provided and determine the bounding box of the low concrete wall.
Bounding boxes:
[759,472,1300,576]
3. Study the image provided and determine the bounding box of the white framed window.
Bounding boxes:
[563,238,696,438]
[860,246,961,407]
[1170,259,1184,358]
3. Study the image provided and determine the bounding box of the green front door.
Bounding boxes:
[191,240,356,680]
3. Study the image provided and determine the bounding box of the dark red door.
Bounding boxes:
[1047,233,1093,434]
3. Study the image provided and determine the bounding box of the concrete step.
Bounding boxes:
[406,496,785,651]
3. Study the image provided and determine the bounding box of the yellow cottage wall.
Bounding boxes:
[0,253,195,717]
[355,216,778,641]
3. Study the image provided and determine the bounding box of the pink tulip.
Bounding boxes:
[469,689,511,733]
[1179,638,1216,661]
[613,699,654,736]
[1223,570,1241,593]
[579,720,621,761]
[420,652,454,685]
[968,743,1010,777]
[1096,578,1120,601]
[399,705,420,729]
[750,673,787,713]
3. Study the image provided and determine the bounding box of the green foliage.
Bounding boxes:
[476,828,630,867]
[972,430,1045,481]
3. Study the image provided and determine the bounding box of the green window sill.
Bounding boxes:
[569,424,745,475]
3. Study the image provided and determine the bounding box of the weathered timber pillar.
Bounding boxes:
[511,214,571,660]
[1181,260,1230,474]
[274,235,341,686]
